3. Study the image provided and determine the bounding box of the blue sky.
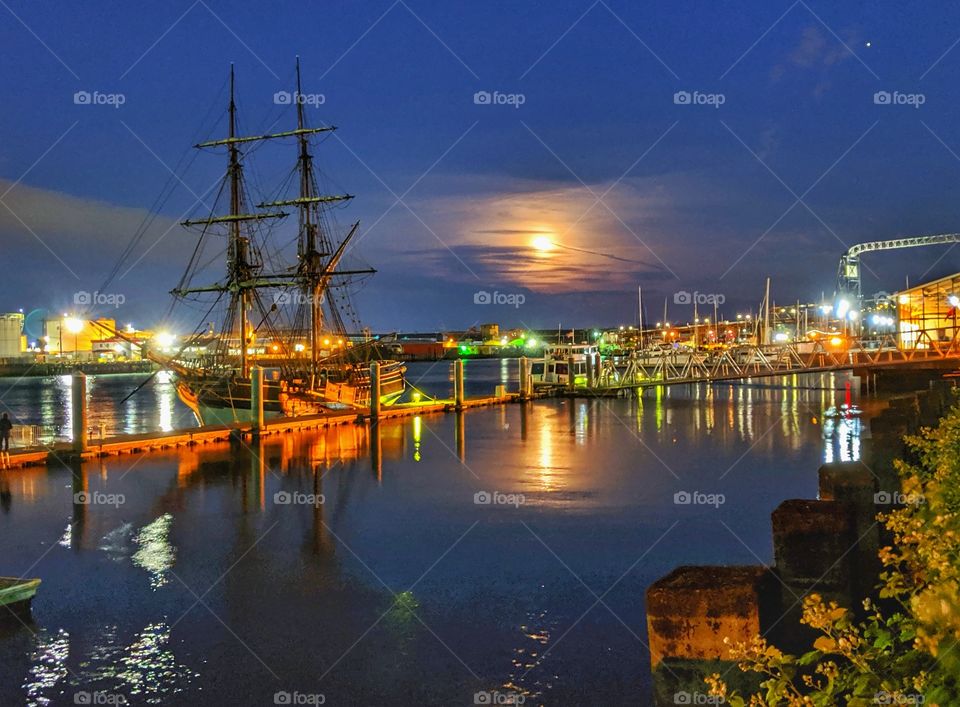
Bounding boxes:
[2,0,960,331]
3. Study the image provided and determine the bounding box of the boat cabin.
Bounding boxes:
[531,344,599,386]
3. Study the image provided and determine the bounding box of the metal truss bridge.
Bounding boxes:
[572,338,960,393]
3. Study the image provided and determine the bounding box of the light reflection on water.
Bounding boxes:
[22,622,196,706]
[132,515,176,590]
[0,364,869,704]
[23,628,69,707]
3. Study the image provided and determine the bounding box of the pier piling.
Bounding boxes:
[250,366,264,435]
[454,359,465,410]
[370,361,381,420]
[519,356,530,399]
[72,371,88,454]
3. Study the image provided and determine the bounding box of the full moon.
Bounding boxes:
[531,235,555,252]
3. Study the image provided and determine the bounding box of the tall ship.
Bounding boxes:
[159,61,405,425]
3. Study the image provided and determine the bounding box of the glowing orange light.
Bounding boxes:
[531,235,555,252]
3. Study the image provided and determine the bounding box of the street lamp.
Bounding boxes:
[64,317,83,358]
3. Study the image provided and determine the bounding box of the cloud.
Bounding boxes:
[789,26,853,68]
[0,179,183,316]
[0,178,177,278]
[770,25,860,95]
[382,176,687,293]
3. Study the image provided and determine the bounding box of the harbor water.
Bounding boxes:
[0,361,862,705]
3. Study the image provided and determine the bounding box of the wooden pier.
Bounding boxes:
[1,383,532,471]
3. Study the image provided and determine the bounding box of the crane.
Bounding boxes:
[838,233,960,301]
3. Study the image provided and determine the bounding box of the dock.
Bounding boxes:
[6,340,957,470]
[1,387,533,470]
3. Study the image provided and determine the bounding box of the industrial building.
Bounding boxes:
[896,272,960,349]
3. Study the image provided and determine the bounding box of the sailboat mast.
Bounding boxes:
[227,65,250,378]
[637,286,644,350]
[294,58,322,383]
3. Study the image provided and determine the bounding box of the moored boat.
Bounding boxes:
[0,577,41,619]
[531,344,599,387]
[132,60,406,424]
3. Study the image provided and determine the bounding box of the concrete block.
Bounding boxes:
[772,499,856,594]
[646,565,779,668]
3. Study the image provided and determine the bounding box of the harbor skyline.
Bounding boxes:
[3,2,960,329]
[4,5,960,704]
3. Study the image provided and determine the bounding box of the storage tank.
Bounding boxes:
[0,313,24,358]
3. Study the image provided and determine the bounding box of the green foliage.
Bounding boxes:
[707,402,960,706]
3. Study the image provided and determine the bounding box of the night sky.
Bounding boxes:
[2,1,960,333]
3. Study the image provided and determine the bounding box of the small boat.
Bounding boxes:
[0,577,41,618]
[530,344,600,387]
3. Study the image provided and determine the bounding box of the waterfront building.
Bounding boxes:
[43,316,116,357]
[480,323,500,341]
[896,272,960,349]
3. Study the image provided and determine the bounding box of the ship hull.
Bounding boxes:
[176,362,406,426]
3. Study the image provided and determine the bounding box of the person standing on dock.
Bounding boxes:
[0,412,11,468]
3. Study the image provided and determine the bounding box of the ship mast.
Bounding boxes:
[174,62,377,383]
[254,59,374,382]
[227,66,251,378]
[294,58,323,383]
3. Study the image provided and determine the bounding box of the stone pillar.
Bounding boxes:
[72,371,88,454]
[369,361,381,420]
[250,366,264,434]
[646,565,778,667]
[647,565,777,704]
[817,461,880,600]
[772,499,857,612]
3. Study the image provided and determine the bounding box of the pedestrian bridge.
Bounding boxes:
[571,337,960,393]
